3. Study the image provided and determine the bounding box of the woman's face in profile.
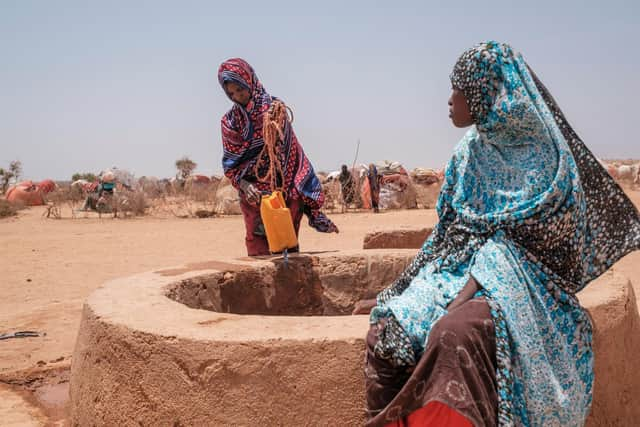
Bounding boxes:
[448,89,474,128]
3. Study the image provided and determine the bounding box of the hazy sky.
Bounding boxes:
[1,0,638,181]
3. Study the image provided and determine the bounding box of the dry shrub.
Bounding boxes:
[0,199,18,218]
[190,185,216,204]
[144,186,166,199]
[138,178,170,199]
[128,191,149,216]
[43,203,62,219]
[43,186,78,218]
[185,180,222,217]
[114,191,149,217]
[155,186,219,219]
[322,171,364,213]
[322,181,341,212]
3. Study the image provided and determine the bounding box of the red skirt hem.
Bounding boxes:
[384,401,473,427]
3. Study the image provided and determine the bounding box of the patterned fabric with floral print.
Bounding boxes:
[218,58,336,232]
[370,41,640,426]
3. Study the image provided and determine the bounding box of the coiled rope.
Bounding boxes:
[254,100,294,192]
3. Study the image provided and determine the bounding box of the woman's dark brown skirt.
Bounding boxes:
[365,298,498,427]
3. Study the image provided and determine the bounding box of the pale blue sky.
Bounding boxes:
[1,0,638,180]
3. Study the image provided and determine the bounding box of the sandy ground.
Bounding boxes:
[0,190,638,425]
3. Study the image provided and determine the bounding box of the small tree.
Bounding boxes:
[0,199,18,217]
[0,160,22,194]
[9,160,22,184]
[175,157,197,180]
[0,168,14,194]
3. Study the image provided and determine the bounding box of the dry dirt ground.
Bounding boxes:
[1,190,638,425]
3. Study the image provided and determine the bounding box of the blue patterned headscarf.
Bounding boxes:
[371,41,640,425]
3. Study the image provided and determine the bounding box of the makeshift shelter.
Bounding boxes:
[6,181,45,206]
[410,168,443,185]
[410,167,444,209]
[360,161,417,210]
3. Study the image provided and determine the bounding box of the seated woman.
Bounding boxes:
[218,58,338,256]
[354,41,640,426]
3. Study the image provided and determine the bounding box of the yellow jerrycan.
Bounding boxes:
[260,191,298,253]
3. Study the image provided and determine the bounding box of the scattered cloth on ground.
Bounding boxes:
[0,330,41,340]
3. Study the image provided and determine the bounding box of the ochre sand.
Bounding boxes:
[1,190,638,424]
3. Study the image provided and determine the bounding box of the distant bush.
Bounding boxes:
[127,191,149,216]
[0,199,18,218]
[71,172,98,182]
[114,191,149,217]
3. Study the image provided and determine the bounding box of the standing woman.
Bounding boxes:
[338,164,356,208]
[356,42,640,426]
[218,58,338,256]
[367,163,381,213]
